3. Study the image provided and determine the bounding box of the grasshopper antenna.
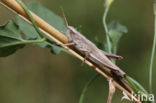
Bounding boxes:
[60,6,69,27]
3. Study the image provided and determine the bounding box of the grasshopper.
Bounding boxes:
[62,10,125,77]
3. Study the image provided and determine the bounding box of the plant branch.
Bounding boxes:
[149,1,156,94]
[103,3,112,54]
[0,0,141,103]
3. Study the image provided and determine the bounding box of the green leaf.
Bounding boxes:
[16,1,66,54]
[0,20,25,57]
[108,21,128,54]
[0,20,47,57]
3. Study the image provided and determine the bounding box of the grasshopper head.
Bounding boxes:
[67,26,78,35]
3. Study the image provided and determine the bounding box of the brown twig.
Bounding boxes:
[0,0,141,103]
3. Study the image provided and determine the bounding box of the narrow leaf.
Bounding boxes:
[108,21,128,54]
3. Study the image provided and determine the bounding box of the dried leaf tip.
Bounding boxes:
[107,79,116,103]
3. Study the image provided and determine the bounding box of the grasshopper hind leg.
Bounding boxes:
[100,50,123,60]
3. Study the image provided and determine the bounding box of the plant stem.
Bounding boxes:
[16,0,45,39]
[103,6,112,54]
[0,1,142,102]
[149,2,156,94]
[1,0,68,43]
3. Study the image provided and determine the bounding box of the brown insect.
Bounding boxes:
[62,9,125,77]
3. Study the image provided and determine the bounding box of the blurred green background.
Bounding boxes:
[0,0,156,103]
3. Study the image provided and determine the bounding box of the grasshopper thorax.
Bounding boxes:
[67,26,79,35]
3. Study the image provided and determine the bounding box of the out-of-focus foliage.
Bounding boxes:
[0,0,155,103]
